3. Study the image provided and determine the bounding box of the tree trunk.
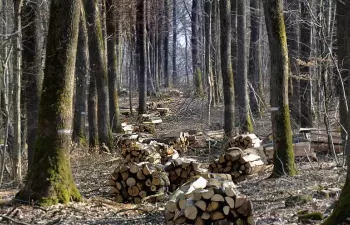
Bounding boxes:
[248,0,262,116]
[237,0,253,133]
[321,6,350,223]
[263,0,297,177]
[136,0,147,114]
[192,0,204,96]
[299,0,313,128]
[12,0,22,184]
[211,0,219,105]
[286,0,301,129]
[204,0,213,124]
[84,0,111,147]
[73,11,89,145]
[88,77,98,148]
[16,0,82,205]
[172,0,177,86]
[337,0,348,141]
[164,0,170,87]
[106,0,122,133]
[220,0,235,138]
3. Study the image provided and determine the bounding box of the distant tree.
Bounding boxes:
[73,10,89,145]
[84,0,111,147]
[263,0,297,177]
[237,0,253,133]
[16,0,82,205]
[191,0,204,96]
[220,0,235,138]
[164,0,170,87]
[136,0,147,114]
[172,0,177,86]
[106,0,122,133]
[22,0,42,169]
[299,0,313,128]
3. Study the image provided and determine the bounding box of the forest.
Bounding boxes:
[0,0,349,224]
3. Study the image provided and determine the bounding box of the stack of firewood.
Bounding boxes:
[150,142,180,164]
[108,162,170,204]
[165,176,255,225]
[121,143,161,164]
[161,132,190,154]
[164,158,202,191]
[140,114,163,124]
[114,134,138,151]
[133,123,156,134]
[208,148,265,182]
[228,134,262,150]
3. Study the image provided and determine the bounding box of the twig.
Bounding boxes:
[0,215,30,225]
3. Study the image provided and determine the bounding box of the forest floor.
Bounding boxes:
[0,88,346,225]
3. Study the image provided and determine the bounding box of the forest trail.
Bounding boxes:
[0,91,345,225]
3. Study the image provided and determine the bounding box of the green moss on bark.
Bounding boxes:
[322,182,350,225]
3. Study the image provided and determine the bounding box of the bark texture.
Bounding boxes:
[84,0,111,146]
[16,0,82,205]
[220,0,235,138]
[263,0,297,177]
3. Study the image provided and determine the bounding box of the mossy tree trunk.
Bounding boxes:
[211,0,219,106]
[248,0,263,116]
[299,0,313,128]
[84,0,111,147]
[237,0,253,133]
[263,0,297,177]
[204,0,213,124]
[16,0,82,205]
[191,0,204,96]
[286,0,301,129]
[220,0,235,139]
[73,10,89,145]
[136,0,147,114]
[106,0,122,133]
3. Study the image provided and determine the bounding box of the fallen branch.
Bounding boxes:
[0,215,30,225]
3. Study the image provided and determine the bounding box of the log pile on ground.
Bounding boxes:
[140,114,163,124]
[133,123,156,134]
[161,132,190,154]
[165,176,255,225]
[153,142,180,164]
[208,148,266,182]
[121,142,161,164]
[228,134,262,150]
[108,162,169,204]
[113,134,138,151]
[164,158,202,191]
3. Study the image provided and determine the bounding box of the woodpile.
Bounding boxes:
[108,162,170,204]
[157,108,170,116]
[228,134,262,150]
[165,176,255,225]
[208,148,266,182]
[164,158,202,191]
[152,142,180,164]
[114,134,138,151]
[161,132,190,154]
[133,123,156,134]
[121,142,161,164]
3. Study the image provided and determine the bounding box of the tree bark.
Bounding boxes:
[73,10,89,144]
[84,0,111,147]
[16,0,82,205]
[248,0,263,116]
[88,77,98,148]
[164,0,170,87]
[237,0,253,133]
[220,0,235,138]
[136,0,147,114]
[286,0,301,129]
[12,0,23,184]
[263,0,297,177]
[337,0,348,141]
[299,0,313,128]
[172,0,177,86]
[192,0,204,96]
[106,0,122,133]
